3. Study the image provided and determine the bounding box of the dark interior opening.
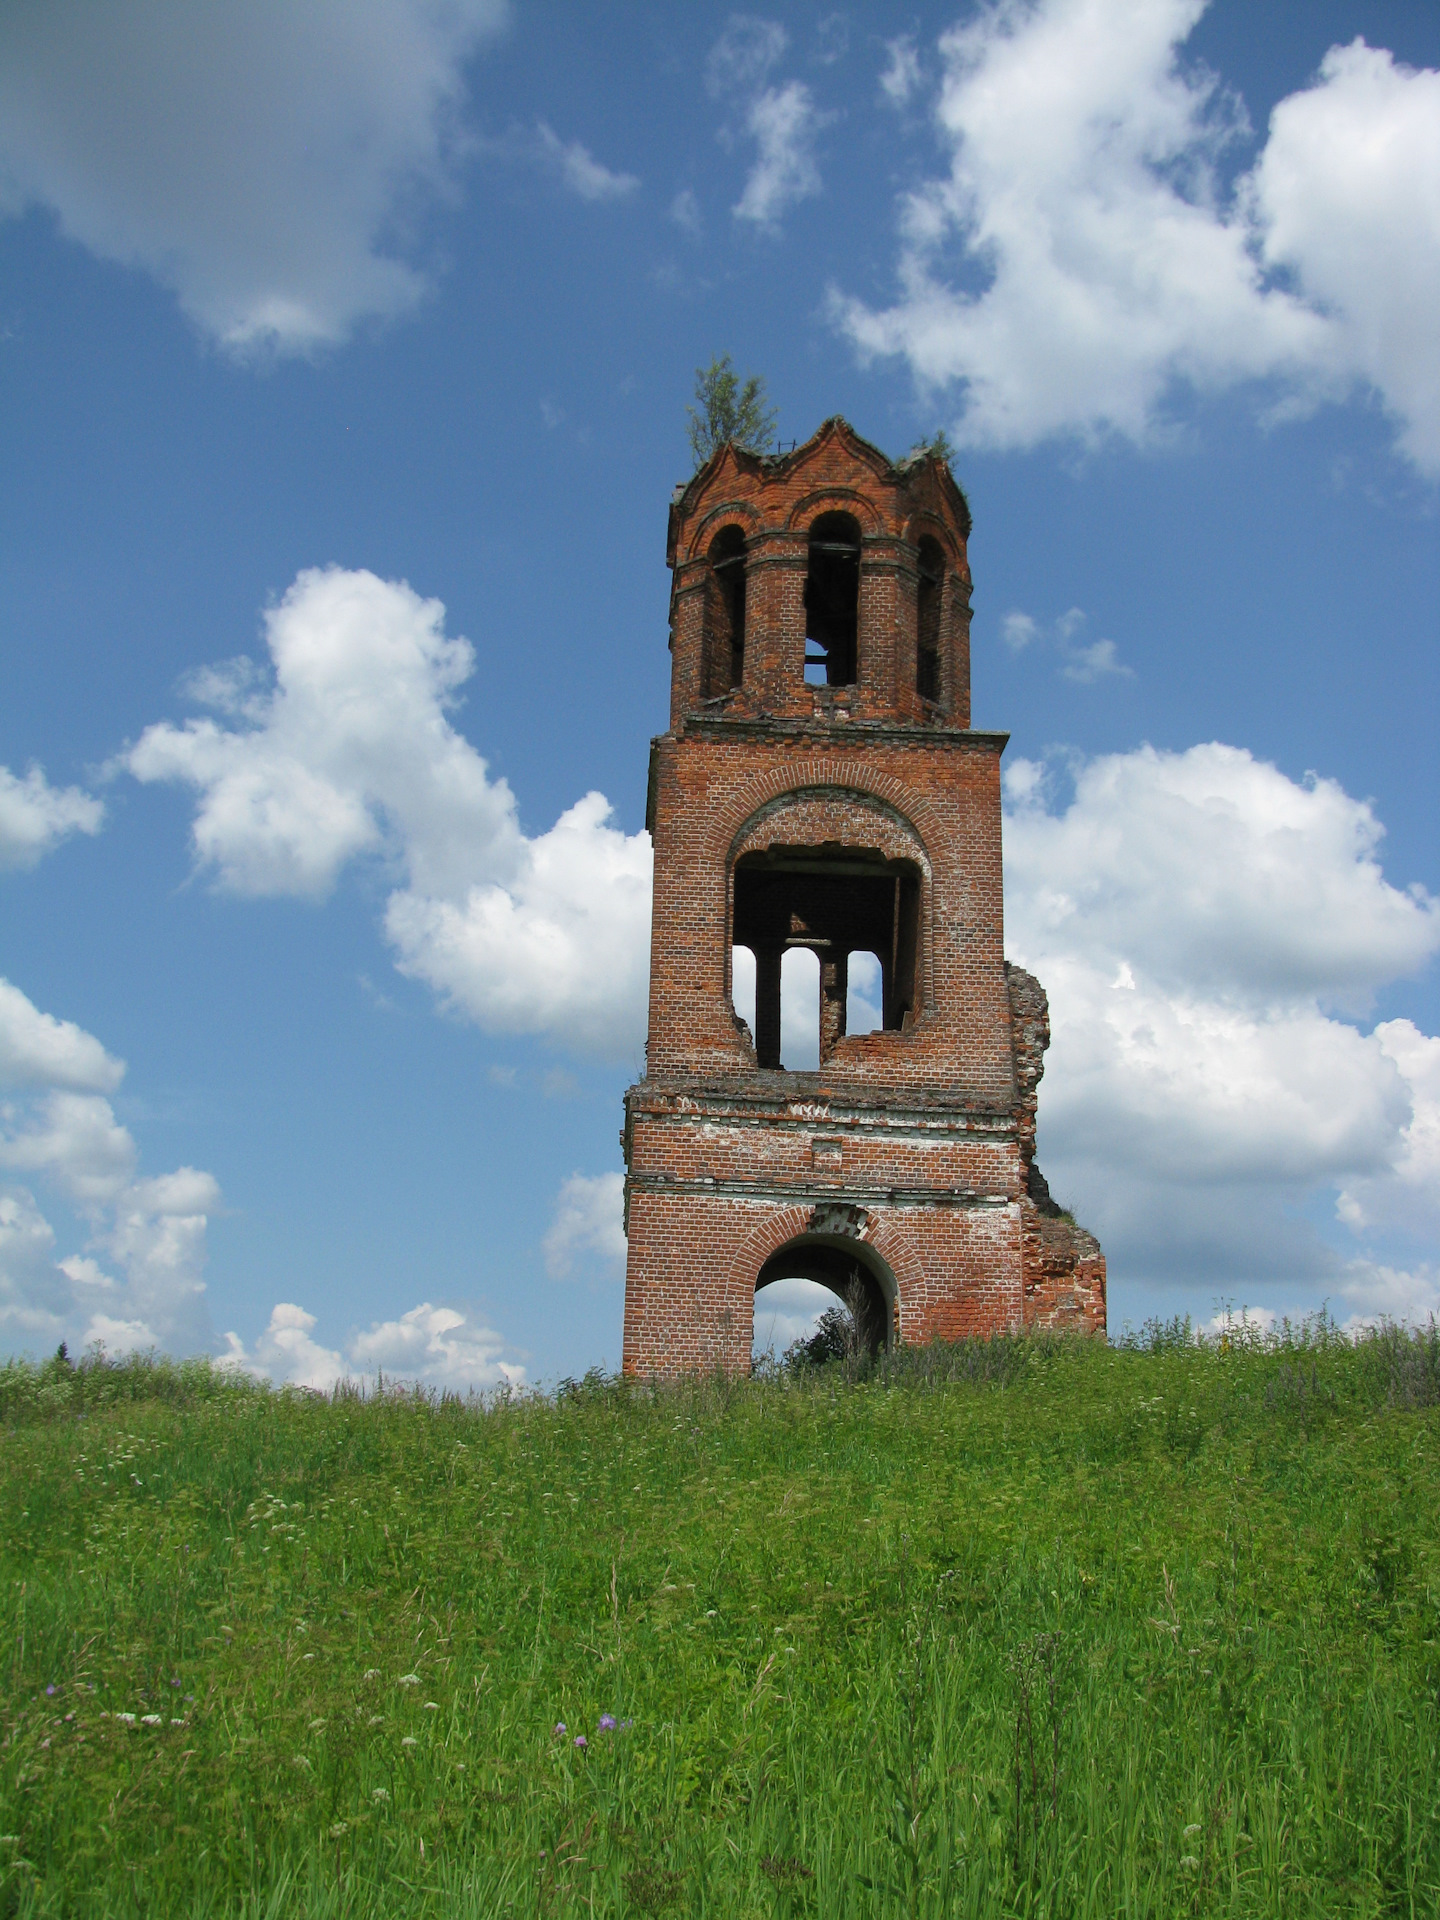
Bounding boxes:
[733,844,922,1068]
[803,512,861,687]
[916,535,943,703]
[754,1239,890,1356]
[703,524,747,696]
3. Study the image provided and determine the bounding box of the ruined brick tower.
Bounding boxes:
[621,418,1104,1375]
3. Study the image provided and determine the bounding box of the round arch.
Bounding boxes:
[754,1232,898,1356]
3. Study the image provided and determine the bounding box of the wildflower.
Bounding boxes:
[598,1714,617,1732]
[553,1722,567,1736]
[423,1701,439,1710]
[1180,1855,1200,1871]
[363,1668,381,1680]
[368,1715,385,1727]
[329,1822,349,1838]
[402,1736,418,1748]
[170,1718,185,1726]
[397,1673,420,1686]
[574,1734,587,1750]
[1182,1824,1202,1838]
[372,1788,390,1802]
[44,1685,56,1697]
[141,1714,163,1726]
[620,1718,634,1731]
[308,1718,325,1731]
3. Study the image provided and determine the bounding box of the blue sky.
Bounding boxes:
[1,0,1437,1385]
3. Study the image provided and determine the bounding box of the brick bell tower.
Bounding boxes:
[621,418,1104,1376]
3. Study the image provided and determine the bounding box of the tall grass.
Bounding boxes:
[1,1325,1437,1916]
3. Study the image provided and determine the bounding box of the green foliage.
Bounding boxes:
[2,1328,1439,1916]
[919,428,955,466]
[686,354,777,469]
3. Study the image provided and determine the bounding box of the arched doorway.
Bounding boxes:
[751,1231,896,1364]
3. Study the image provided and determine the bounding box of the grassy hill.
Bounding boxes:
[1,1325,1438,1917]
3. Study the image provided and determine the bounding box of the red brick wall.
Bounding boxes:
[622,418,1104,1374]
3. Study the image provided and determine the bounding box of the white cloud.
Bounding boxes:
[0,764,103,871]
[222,1297,521,1392]
[706,18,788,98]
[221,1303,344,1392]
[0,977,220,1355]
[705,18,825,231]
[535,122,639,203]
[834,0,1440,473]
[347,1300,521,1389]
[1004,742,1440,1317]
[543,1171,626,1279]
[734,80,825,229]
[670,188,702,237]
[0,977,123,1092]
[0,0,508,357]
[123,567,653,1058]
[1002,606,1131,681]
[1247,39,1440,474]
[880,36,922,108]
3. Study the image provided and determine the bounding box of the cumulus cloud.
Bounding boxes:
[1246,38,1440,474]
[706,18,826,231]
[221,1298,521,1392]
[1004,743,1440,1321]
[0,0,507,357]
[123,567,653,1058]
[0,977,220,1354]
[534,123,638,202]
[543,1172,626,1279]
[0,763,103,871]
[835,1,1440,473]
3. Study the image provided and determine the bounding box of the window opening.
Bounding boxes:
[803,512,860,687]
[916,536,943,703]
[703,524,747,696]
[846,951,884,1034]
[733,847,921,1068]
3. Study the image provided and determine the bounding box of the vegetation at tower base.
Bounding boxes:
[2,1326,1438,1917]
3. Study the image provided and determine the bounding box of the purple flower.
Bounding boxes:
[598,1714,617,1732]
[574,1734,588,1750]
[620,1718,634,1731]
[45,1685,57,1697]
[553,1722,567,1737]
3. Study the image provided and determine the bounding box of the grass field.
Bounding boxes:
[1,1322,1438,1917]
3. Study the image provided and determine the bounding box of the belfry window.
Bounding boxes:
[916,536,943,703]
[732,846,921,1069]
[803,512,860,687]
[703,524,747,696]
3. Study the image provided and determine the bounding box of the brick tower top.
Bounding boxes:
[665,415,973,733]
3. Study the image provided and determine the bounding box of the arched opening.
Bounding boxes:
[803,512,861,687]
[752,1233,894,1364]
[703,524,747,696]
[916,535,943,703]
[733,847,922,1068]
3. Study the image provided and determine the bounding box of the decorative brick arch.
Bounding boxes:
[705,759,946,874]
[903,512,964,570]
[682,498,767,566]
[725,1202,926,1346]
[786,488,886,536]
[729,788,932,874]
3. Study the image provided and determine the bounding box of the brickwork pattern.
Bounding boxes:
[622,417,1105,1374]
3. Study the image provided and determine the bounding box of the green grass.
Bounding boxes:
[2,1323,1438,1917]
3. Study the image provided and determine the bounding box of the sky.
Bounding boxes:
[1,0,1437,1388]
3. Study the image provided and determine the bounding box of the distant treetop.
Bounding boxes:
[687,355,778,469]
